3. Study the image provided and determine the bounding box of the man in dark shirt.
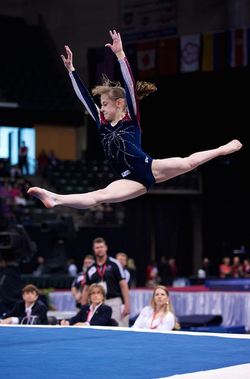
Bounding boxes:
[81,237,130,326]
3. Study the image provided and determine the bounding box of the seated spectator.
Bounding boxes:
[60,283,112,326]
[0,178,11,198]
[146,261,160,287]
[232,256,244,278]
[9,182,22,199]
[37,149,48,173]
[201,257,213,276]
[47,150,58,166]
[132,285,180,331]
[0,284,48,325]
[33,256,45,276]
[219,257,232,278]
[10,164,22,179]
[243,258,250,278]
[71,255,94,310]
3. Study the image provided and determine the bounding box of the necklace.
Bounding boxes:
[150,310,165,329]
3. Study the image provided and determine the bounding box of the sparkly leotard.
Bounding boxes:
[69,57,155,191]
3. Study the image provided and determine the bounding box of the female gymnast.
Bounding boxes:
[28,30,242,210]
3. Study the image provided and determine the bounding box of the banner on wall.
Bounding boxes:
[180,34,201,73]
[120,0,177,43]
[227,28,250,68]
[201,30,226,72]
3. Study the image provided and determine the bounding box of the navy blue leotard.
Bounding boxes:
[69,56,155,191]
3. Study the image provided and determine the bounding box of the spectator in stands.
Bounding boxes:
[0,179,14,220]
[219,257,232,278]
[168,258,178,279]
[10,164,22,179]
[0,160,10,178]
[48,150,58,166]
[116,252,131,288]
[9,181,21,199]
[68,258,78,276]
[127,258,137,288]
[37,149,48,174]
[71,255,94,310]
[0,178,11,198]
[158,256,171,286]
[60,283,112,326]
[33,256,45,276]
[232,256,244,278]
[146,261,160,287]
[132,285,180,331]
[201,257,213,277]
[0,284,48,325]
[243,258,250,278]
[81,237,130,326]
[18,141,29,175]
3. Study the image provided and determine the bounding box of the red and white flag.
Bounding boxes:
[137,41,156,79]
[227,28,250,68]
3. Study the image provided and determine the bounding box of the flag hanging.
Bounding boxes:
[227,28,250,68]
[201,30,226,72]
[137,41,156,79]
[157,37,179,76]
[180,34,201,72]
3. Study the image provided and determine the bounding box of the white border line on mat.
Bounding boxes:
[1,324,250,340]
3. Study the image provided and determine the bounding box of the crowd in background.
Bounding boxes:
[0,159,33,224]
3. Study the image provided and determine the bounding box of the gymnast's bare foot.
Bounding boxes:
[220,140,242,155]
[27,187,57,208]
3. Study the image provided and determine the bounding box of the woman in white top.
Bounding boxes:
[132,285,180,331]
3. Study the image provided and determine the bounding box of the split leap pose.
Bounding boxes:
[28,30,242,209]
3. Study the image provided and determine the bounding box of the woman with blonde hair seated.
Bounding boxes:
[132,285,180,331]
[60,283,112,326]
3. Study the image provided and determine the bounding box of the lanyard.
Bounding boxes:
[86,309,93,322]
[80,272,86,286]
[150,310,164,329]
[97,264,106,280]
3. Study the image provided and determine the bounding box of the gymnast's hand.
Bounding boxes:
[61,45,75,73]
[105,30,124,58]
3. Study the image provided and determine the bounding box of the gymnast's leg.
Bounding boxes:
[27,179,146,209]
[152,139,242,183]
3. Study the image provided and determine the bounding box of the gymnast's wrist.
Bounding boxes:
[116,51,125,60]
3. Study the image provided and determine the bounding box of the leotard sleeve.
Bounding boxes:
[118,57,140,128]
[69,71,101,127]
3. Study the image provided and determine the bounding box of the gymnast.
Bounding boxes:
[28,30,242,210]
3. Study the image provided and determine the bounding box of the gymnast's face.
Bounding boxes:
[100,93,119,123]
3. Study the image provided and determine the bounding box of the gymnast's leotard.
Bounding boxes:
[69,56,155,191]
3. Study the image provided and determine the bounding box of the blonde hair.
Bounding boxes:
[91,74,157,101]
[150,285,180,331]
[87,283,106,305]
[116,252,128,260]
